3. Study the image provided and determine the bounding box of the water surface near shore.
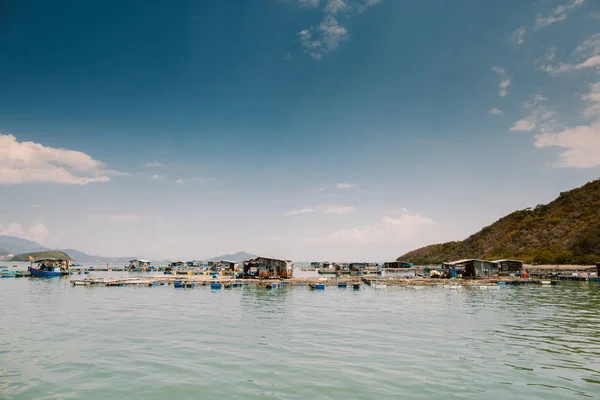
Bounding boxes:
[1,278,599,399]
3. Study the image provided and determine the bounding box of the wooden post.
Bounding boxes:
[596,262,600,277]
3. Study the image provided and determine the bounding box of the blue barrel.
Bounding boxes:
[174,281,183,288]
[211,283,222,290]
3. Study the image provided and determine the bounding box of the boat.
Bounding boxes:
[372,282,387,289]
[338,283,348,288]
[310,283,325,290]
[29,258,71,277]
[353,283,361,290]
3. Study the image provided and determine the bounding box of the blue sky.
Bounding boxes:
[1,0,599,261]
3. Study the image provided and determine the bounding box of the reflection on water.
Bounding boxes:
[1,278,599,399]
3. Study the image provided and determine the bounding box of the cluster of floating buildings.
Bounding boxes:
[5,254,600,282]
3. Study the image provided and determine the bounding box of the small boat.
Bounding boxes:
[29,258,71,277]
[184,282,196,288]
[353,283,361,290]
[266,283,278,289]
[310,283,325,290]
[173,281,183,288]
[372,282,387,289]
[338,283,348,288]
[210,283,222,290]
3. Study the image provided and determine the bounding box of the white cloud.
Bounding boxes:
[535,0,585,30]
[145,162,163,167]
[0,134,119,185]
[524,94,548,109]
[327,210,435,243]
[0,219,56,245]
[531,82,600,168]
[325,0,349,14]
[545,46,557,61]
[324,206,355,214]
[284,208,316,216]
[175,178,184,184]
[511,27,526,44]
[542,55,600,74]
[510,119,538,132]
[284,52,292,60]
[492,67,511,97]
[152,174,166,180]
[299,16,348,59]
[499,79,511,97]
[489,108,504,116]
[575,33,600,58]
[335,182,356,189]
[591,12,600,20]
[296,0,381,59]
[535,121,600,168]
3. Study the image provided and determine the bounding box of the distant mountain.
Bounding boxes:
[11,250,72,262]
[0,235,132,264]
[399,179,600,265]
[58,248,132,264]
[0,235,47,254]
[204,251,258,262]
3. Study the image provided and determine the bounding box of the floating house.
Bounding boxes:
[128,259,151,271]
[243,256,293,279]
[218,260,238,271]
[169,261,187,268]
[444,259,497,278]
[383,261,413,269]
[494,259,523,273]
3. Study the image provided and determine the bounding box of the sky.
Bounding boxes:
[0,0,599,261]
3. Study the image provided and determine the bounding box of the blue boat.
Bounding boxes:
[310,283,325,290]
[29,258,71,277]
[353,283,361,290]
[210,283,222,290]
[174,281,183,288]
[338,283,348,288]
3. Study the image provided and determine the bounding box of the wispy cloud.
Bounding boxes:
[327,210,435,243]
[510,119,538,132]
[175,178,184,184]
[296,0,381,59]
[489,108,504,116]
[284,208,317,216]
[492,67,511,97]
[145,162,163,167]
[152,174,166,180]
[535,0,585,30]
[0,134,120,185]
[591,12,600,20]
[335,182,356,189]
[324,206,355,214]
[541,56,600,75]
[284,52,292,60]
[511,27,526,44]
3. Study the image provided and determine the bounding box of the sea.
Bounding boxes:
[1,263,600,399]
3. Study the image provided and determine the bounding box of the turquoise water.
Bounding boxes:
[1,277,600,399]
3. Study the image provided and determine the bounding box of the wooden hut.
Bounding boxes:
[243,256,293,279]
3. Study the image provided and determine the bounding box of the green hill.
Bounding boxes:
[399,179,600,265]
[10,250,73,262]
